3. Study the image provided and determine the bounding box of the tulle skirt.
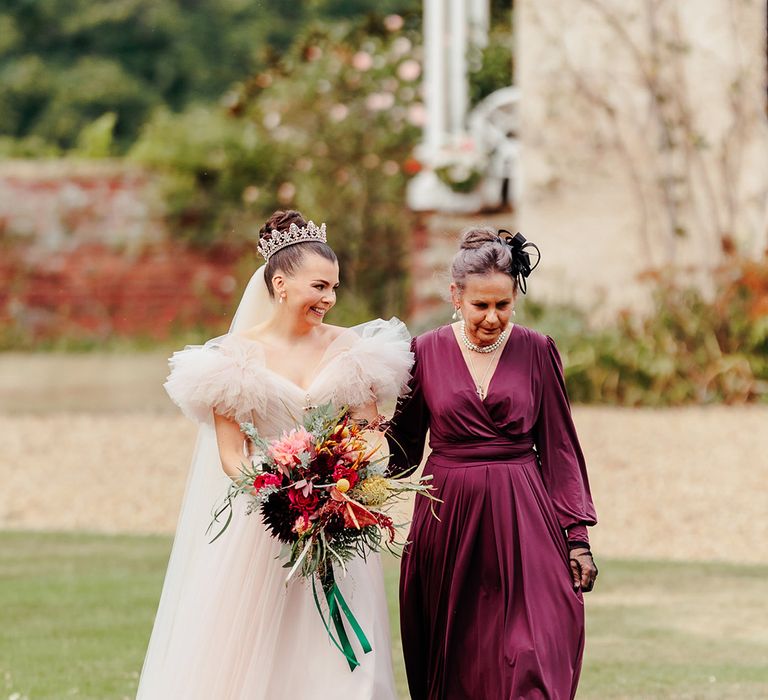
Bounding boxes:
[138,492,397,700]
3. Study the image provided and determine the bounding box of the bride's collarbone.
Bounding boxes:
[247,324,349,388]
[241,323,345,349]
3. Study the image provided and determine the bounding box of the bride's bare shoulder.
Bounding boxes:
[236,322,270,343]
[322,323,351,340]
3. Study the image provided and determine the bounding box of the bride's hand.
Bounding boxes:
[348,401,389,457]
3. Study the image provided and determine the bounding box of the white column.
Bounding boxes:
[424,0,446,157]
[468,0,490,48]
[448,0,468,135]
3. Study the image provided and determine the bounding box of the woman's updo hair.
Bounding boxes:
[451,227,517,292]
[259,209,337,299]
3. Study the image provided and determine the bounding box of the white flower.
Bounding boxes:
[366,92,395,112]
[277,182,296,204]
[397,59,421,82]
[382,160,400,176]
[391,37,412,57]
[352,51,373,71]
[262,112,280,130]
[295,157,313,172]
[242,185,260,204]
[407,103,426,126]
[329,104,349,122]
[384,14,404,32]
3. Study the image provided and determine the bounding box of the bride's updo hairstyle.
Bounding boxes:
[451,227,518,292]
[259,209,337,299]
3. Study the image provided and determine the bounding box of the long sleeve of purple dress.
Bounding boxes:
[533,337,597,547]
[387,338,430,477]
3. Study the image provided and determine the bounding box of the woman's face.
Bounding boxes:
[451,272,516,345]
[273,253,340,326]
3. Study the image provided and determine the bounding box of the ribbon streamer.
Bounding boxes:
[312,565,373,671]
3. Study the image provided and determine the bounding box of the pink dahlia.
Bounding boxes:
[269,427,314,474]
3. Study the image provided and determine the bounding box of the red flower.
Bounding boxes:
[376,513,397,542]
[332,465,359,488]
[342,500,379,529]
[253,472,282,491]
[403,157,422,176]
[288,488,319,512]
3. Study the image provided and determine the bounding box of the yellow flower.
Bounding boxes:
[356,476,391,507]
[335,478,351,493]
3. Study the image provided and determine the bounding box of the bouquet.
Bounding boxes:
[208,402,435,670]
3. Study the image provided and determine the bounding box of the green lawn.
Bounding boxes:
[1,532,766,700]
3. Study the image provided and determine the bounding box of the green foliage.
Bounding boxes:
[131,17,423,319]
[0,1,420,151]
[520,257,768,405]
[2,531,767,699]
[75,111,117,157]
[468,29,514,107]
[130,106,288,247]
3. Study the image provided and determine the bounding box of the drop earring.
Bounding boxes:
[452,307,462,321]
[279,293,285,304]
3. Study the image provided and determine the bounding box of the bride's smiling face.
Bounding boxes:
[273,253,340,325]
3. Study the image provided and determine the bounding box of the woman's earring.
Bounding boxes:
[279,293,285,304]
[452,307,461,321]
[512,308,516,317]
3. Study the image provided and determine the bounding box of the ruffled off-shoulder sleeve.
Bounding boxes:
[331,317,413,409]
[163,336,268,424]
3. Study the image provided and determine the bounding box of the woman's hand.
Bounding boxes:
[569,547,598,592]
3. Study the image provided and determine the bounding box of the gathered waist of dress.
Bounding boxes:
[428,436,537,466]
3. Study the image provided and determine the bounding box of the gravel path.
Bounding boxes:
[1,406,765,564]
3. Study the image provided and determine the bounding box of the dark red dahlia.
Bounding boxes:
[261,490,298,543]
[311,450,336,478]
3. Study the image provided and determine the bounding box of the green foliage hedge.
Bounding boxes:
[131,17,425,321]
[0,0,420,151]
[521,257,768,405]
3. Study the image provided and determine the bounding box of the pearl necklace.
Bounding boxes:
[460,321,509,354]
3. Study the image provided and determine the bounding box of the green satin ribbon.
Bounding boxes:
[312,567,373,671]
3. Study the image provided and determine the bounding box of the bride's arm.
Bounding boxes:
[349,400,387,456]
[213,412,249,479]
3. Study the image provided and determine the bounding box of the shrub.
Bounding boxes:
[520,256,768,405]
[131,16,424,321]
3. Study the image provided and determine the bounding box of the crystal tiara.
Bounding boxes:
[257,221,328,261]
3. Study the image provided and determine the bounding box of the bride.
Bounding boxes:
[136,210,412,699]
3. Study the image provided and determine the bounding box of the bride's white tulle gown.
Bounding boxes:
[136,317,412,700]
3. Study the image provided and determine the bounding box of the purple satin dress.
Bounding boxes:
[388,324,597,700]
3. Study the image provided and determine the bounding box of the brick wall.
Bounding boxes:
[0,160,248,346]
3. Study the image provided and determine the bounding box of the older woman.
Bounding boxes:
[388,228,598,700]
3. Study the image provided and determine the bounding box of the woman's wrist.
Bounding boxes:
[568,540,591,551]
[566,524,590,548]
